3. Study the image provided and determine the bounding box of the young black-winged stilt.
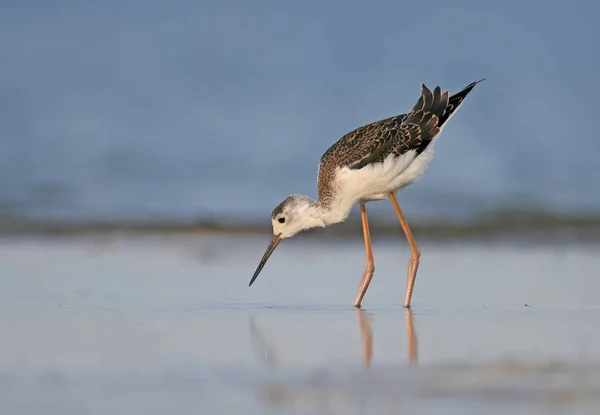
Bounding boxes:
[249,79,484,308]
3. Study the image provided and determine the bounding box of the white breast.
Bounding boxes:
[336,138,439,204]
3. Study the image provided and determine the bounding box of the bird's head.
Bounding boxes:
[270,194,321,239]
[248,194,325,287]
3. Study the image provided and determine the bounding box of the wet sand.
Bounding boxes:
[1,235,600,414]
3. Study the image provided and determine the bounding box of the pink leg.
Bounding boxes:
[354,203,375,307]
[389,193,421,308]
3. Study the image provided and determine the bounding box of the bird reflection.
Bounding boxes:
[249,316,279,369]
[249,309,418,411]
[406,308,418,364]
[356,308,417,368]
[356,309,373,368]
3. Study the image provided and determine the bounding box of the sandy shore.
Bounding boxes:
[1,235,599,414]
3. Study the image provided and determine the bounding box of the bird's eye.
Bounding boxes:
[278,217,285,224]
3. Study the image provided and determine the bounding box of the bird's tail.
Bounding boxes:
[404,78,484,142]
[400,79,484,155]
[438,78,485,126]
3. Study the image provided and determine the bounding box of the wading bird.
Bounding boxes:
[249,79,484,308]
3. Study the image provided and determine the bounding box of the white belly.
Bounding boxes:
[318,139,439,225]
[337,138,438,203]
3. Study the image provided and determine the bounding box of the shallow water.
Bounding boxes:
[1,235,599,414]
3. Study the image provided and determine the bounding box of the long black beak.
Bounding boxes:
[249,234,281,286]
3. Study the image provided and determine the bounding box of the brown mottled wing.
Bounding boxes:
[342,84,450,170]
[347,118,424,170]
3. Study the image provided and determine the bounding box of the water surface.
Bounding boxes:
[1,236,599,414]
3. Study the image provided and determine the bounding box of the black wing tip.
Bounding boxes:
[421,78,485,101]
[450,78,486,101]
[463,78,486,91]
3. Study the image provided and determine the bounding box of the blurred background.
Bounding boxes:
[4,3,600,413]
[1,0,599,235]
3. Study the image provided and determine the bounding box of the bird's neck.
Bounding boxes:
[302,195,354,227]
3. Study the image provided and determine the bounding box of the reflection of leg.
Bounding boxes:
[249,316,279,368]
[405,309,418,364]
[354,203,375,308]
[388,192,420,308]
[249,317,289,408]
[357,309,373,368]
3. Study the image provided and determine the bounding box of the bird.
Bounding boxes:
[248,79,484,308]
